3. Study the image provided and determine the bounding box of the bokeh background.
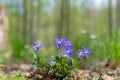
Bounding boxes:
[0,0,119,65]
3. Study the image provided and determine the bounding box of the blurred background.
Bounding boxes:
[0,0,119,65]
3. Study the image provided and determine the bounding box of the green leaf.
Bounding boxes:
[56,71,65,77]
[66,58,74,66]
[65,63,72,69]
[49,62,56,67]
[31,63,39,70]
[34,54,37,59]
[70,58,74,65]
[51,55,60,62]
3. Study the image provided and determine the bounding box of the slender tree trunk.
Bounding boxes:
[57,0,63,38]
[59,0,70,38]
[36,0,41,41]
[63,0,70,38]
[29,3,34,44]
[16,2,23,43]
[116,0,120,39]
[32,1,38,43]
[108,0,113,40]
[23,0,29,44]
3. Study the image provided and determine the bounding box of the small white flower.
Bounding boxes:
[82,29,87,34]
[90,34,96,39]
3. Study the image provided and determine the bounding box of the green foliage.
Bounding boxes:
[72,33,90,51]
[106,35,120,65]
[8,14,26,60]
[47,55,75,76]
[32,52,41,69]
[10,33,25,58]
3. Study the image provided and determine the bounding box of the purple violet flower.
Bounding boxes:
[55,37,73,49]
[49,58,55,63]
[76,50,85,59]
[82,46,92,58]
[76,46,92,59]
[54,38,64,49]
[61,45,73,59]
[62,38,73,48]
[32,42,44,52]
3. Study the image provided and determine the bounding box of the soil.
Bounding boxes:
[0,62,120,80]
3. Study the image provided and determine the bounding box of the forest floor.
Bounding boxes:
[0,62,120,80]
[0,52,120,80]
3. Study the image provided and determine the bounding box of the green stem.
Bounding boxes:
[59,49,61,57]
[58,50,61,70]
[34,52,40,67]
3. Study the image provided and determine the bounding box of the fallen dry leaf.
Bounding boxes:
[101,73,116,80]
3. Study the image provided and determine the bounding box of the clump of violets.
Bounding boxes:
[31,38,92,79]
[48,37,92,79]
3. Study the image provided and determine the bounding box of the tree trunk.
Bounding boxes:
[56,0,70,38]
[63,0,70,38]
[57,0,63,38]
[116,0,120,39]
[23,0,29,44]
[108,0,113,40]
